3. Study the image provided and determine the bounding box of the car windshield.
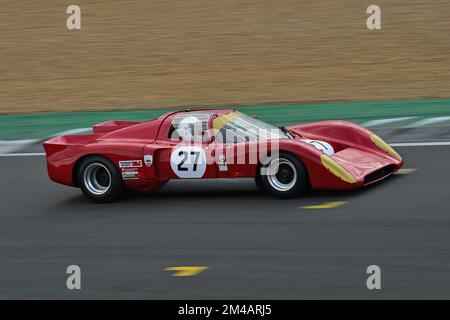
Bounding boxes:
[212,111,288,143]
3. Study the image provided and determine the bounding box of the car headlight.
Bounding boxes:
[370,134,402,161]
[320,154,357,184]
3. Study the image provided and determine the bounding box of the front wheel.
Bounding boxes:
[77,156,123,203]
[259,152,309,198]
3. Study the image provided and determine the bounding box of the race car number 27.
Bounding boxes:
[170,146,207,178]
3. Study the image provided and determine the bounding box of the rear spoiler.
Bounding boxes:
[42,134,100,158]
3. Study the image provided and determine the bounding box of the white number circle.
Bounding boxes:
[170,146,207,178]
[301,139,335,156]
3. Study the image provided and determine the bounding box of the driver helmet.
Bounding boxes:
[176,116,204,142]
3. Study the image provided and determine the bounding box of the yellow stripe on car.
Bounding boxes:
[370,134,402,161]
[212,111,242,130]
[320,154,357,184]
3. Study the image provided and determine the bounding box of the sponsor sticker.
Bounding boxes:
[119,160,143,168]
[218,155,228,172]
[122,170,139,180]
[144,155,153,167]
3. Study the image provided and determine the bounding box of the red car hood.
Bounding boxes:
[331,147,393,179]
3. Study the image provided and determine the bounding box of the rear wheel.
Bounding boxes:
[259,152,309,198]
[77,156,123,203]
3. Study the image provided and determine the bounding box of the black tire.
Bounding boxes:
[77,156,123,203]
[259,152,309,199]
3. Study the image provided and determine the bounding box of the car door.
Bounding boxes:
[142,113,217,180]
[212,128,259,179]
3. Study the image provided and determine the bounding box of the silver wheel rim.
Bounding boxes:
[83,163,111,195]
[267,158,297,192]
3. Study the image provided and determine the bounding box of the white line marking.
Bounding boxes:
[406,116,450,128]
[361,117,416,128]
[0,139,38,144]
[390,141,450,147]
[47,127,91,138]
[0,139,40,154]
[0,153,45,157]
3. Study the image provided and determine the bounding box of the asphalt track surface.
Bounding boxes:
[0,145,450,299]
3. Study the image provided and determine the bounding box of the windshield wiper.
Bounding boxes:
[279,126,294,139]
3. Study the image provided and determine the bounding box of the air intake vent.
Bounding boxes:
[364,165,396,185]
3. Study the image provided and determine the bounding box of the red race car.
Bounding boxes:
[43,109,403,202]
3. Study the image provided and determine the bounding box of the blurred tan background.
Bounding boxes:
[1,0,450,114]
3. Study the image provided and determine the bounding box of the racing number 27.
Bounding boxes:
[177,150,201,172]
